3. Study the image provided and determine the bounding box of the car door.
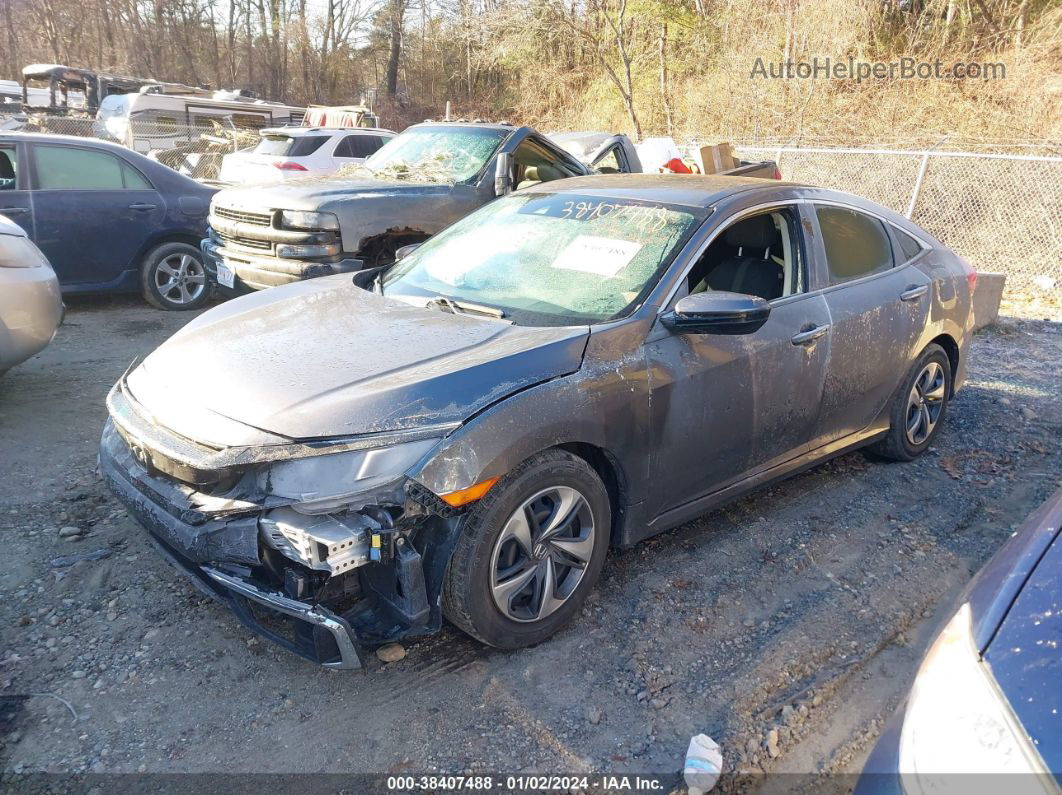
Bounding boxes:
[0,140,34,237]
[809,202,932,446]
[29,142,164,288]
[644,202,832,519]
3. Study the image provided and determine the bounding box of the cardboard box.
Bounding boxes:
[694,142,736,174]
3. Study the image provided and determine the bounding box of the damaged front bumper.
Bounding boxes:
[201,236,363,291]
[100,422,364,668]
[99,394,462,669]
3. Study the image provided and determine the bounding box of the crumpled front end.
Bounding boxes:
[99,380,463,670]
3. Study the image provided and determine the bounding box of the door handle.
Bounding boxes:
[900,285,929,301]
[0,207,29,215]
[128,203,157,211]
[791,324,830,346]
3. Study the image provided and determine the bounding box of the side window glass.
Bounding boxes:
[122,162,152,190]
[816,206,893,284]
[337,136,379,159]
[333,137,353,158]
[513,140,579,189]
[893,227,924,262]
[34,145,127,190]
[0,146,16,190]
[683,208,803,302]
[593,147,622,174]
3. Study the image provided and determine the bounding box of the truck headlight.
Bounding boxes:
[276,243,341,258]
[898,603,1052,792]
[280,210,340,231]
[258,438,440,512]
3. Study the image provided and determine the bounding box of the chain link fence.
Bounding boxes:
[733,145,1062,296]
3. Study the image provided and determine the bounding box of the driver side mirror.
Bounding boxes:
[494,152,512,196]
[661,291,771,335]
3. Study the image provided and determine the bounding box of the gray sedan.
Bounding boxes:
[0,214,62,375]
[100,175,975,668]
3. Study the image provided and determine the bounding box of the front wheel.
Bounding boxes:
[442,449,611,649]
[870,343,952,461]
[140,242,211,311]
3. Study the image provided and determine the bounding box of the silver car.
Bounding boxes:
[0,214,62,375]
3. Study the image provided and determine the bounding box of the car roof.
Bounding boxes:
[519,173,810,208]
[0,130,140,154]
[260,126,395,137]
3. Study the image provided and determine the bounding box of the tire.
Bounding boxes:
[442,449,611,649]
[869,343,952,461]
[140,242,211,311]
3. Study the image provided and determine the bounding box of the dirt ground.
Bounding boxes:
[1,295,1059,788]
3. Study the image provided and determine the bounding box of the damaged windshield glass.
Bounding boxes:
[355,126,509,183]
[381,192,705,326]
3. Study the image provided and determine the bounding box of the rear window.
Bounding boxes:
[254,135,328,158]
[334,135,386,159]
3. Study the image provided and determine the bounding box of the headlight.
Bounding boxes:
[276,242,341,259]
[258,438,440,512]
[0,235,49,268]
[898,603,1053,791]
[280,210,340,231]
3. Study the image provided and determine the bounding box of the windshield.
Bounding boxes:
[381,192,705,326]
[361,126,509,183]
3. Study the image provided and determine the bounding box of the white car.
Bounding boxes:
[218,127,395,185]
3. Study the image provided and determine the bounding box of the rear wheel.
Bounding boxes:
[870,343,952,461]
[442,449,611,649]
[140,242,211,311]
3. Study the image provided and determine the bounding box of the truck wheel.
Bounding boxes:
[869,343,952,461]
[442,449,610,649]
[140,243,211,311]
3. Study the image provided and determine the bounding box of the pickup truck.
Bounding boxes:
[201,122,777,292]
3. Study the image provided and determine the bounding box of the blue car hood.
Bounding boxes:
[126,275,588,445]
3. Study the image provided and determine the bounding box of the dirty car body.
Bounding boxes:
[103,175,975,668]
[200,122,594,292]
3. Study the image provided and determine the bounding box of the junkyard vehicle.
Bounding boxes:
[102,174,975,668]
[0,214,62,375]
[201,121,602,291]
[217,127,396,185]
[0,132,217,310]
[856,486,1062,793]
[548,131,780,179]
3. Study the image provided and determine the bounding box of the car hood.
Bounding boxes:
[125,275,589,446]
[983,527,1062,779]
[212,177,456,212]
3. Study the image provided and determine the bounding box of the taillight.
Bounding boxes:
[772,167,782,180]
[273,161,307,171]
[959,257,977,294]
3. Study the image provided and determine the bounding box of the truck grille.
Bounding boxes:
[216,232,272,252]
[214,206,273,227]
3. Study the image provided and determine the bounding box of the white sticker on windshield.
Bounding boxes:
[551,235,642,278]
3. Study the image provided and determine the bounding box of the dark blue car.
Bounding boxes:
[0,132,216,310]
[857,486,1062,793]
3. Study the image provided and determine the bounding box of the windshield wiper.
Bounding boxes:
[425,295,507,319]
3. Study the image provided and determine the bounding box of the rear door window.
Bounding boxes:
[0,145,16,189]
[33,145,151,190]
[815,205,894,284]
[892,227,925,262]
[334,135,385,158]
[254,135,328,157]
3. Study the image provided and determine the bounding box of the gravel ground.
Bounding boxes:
[1,295,1059,788]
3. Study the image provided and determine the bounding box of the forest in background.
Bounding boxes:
[3,0,1060,148]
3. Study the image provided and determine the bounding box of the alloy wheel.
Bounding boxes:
[155,253,207,306]
[489,486,596,623]
[905,360,946,445]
